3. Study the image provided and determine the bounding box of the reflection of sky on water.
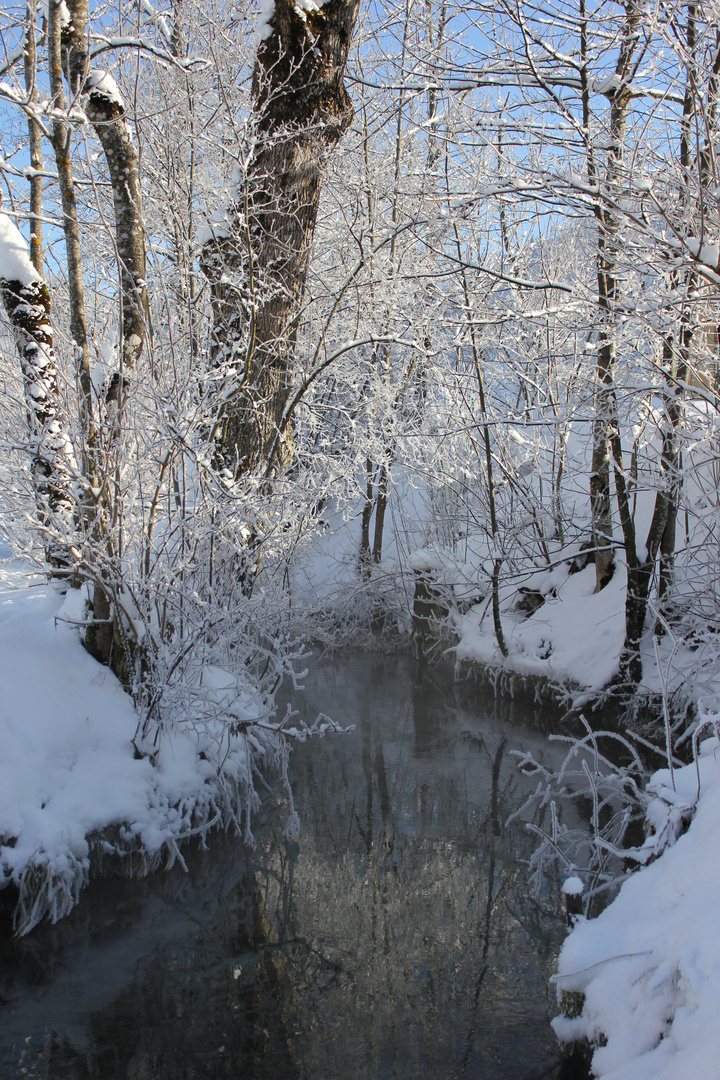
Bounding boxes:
[0,653,586,1080]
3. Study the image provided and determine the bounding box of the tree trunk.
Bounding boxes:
[615,5,698,681]
[47,0,94,467]
[584,1,641,592]
[62,0,148,403]
[23,0,43,276]
[0,219,77,571]
[201,0,360,478]
[83,80,148,393]
[57,0,148,675]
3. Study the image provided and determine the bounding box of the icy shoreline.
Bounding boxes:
[4,533,720,1080]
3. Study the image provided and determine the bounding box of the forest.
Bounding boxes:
[1,0,720,1074]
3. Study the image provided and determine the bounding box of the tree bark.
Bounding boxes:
[617,6,700,681]
[201,0,360,478]
[62,0,148,401]
[23,0,43,276]
[83,82,148,392]
[47,0,94,466]
[53,0,148,674]
[0,234,77,570]
[584,0,642,593]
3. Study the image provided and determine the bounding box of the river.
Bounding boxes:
[0,653,589,1079]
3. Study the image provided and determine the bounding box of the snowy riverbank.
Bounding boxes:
[449,539,720,1079]
[0,554,270,935]
[553,729,720,1079]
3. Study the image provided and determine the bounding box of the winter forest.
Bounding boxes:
[2,0,720,1076]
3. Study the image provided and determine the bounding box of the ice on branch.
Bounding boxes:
[138,0,173,44]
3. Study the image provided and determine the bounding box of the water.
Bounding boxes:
[0,654,586,1080]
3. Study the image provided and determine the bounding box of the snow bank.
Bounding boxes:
[455,560,626,692]
[553,732,720,1079]
[0,557,267,934]
[0,214,41,286]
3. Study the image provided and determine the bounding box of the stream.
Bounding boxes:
[0,653,589,1079]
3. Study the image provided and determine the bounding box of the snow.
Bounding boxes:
[455,560,626,693]
[685,237,720,269]
[0,213,41,286]
[84,70,125,109]
[255,0,328,41]
[0,553,264,934]
[256,0,276,40]
[39,0,70,27]
[139,0,172,44]
[563,876,584,896]
[553,732,720,1080]
[409,547,451,572]
[593,73,622,96]
[197,207,232,245]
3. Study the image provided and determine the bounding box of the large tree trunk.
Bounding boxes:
[201,0,360,478]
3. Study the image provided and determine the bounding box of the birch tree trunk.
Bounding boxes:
[201,0,360,478]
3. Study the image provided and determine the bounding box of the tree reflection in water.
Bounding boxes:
[0,654,584,1080]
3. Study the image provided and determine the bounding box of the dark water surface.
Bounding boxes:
[0,654,582,1080]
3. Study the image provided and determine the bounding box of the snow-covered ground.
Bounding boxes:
[0,550,266,935]
[455,557,626,694]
